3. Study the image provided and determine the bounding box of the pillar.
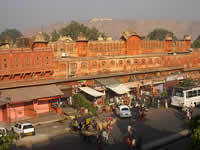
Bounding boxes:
[136,84,140,100]
[165,35,173,52]
[184,35,192,51]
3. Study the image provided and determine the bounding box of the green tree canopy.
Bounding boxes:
[51,30,60,42]
[147,28,177,41]
[0,29,23,44]
[59,21,103,40]
[192,35,200,48]
[42,32,50,42]
[0,131,17,150]
[189,115,200,150]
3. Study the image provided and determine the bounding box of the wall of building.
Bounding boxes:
[35,100,50,114]
[0,106,2,122]
[8,103,24,121]
[50,35,190,59]
[0,32,194,87]
[0,47,54,82]
[55,51,200,78]
[24,101,37,118]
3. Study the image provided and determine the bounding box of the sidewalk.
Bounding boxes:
[31,112,66,126]
[0,111,68,129]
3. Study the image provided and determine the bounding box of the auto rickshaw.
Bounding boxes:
[71,118,79,131]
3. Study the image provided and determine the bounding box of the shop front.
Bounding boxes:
[106,84,131,105]
[139,80,153,97]
[0,84,64,123]
[165,74,186,89]
[79,86,105,108]
[0,97,9,122]
[153,80,165,97]
[123,82,138,101]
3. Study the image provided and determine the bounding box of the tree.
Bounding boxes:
[51,30,60,42]
[59,21,103,40]
[0,29,22,44]
[16,37,30,47]
[179,79,195,88]
[73,93,96,115]
[188,116,200,150]
[42,32,50,42]
[0,131,17,150]
[147,28,177,41]
[192,35,200,48]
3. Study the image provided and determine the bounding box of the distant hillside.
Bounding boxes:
[23,19,200,40]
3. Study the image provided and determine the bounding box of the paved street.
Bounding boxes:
[13,107,200,150]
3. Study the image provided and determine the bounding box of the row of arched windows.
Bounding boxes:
[88,42,124,51]
[0,55,52,71]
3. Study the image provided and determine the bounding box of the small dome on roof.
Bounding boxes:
[106,37,112,41]
[98,36,104,41]
[165,35,173,41]
[77,32,87,41]
[33,32,47,43]
[59,35,72,42]
[184,35,191,41]
[121,30,140,40]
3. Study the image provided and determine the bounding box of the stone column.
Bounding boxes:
[165,35,173,52]
[184,35,192,51]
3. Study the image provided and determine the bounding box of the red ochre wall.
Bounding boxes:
[0,47,54,82]
[56,51,200,78]
[0,33,194,84]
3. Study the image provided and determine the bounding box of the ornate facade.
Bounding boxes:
[0,31,198,85]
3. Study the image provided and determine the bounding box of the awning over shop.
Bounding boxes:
[123,82,138,88]
[57,85,72,98]
[107,84,130,95]
[79,87,105,98]
[140,80,152,86]
[0,96,9,106]
[153,80,165,85]
[166,74,186,81]
[95,78,121,86]
[1,84,64,103]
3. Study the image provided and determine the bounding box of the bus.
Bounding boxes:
[171,87,200,107]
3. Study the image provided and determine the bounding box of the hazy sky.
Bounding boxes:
[1,0,200,32]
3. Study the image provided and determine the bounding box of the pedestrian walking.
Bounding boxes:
[128,124,133,136]
[141,108,145,121]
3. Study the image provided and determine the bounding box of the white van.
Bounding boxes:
[171,87,200,107]
[11,122,35,138]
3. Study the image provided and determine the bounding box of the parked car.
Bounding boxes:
[0,127,7,137]
[11,122,35,138]
[115,105,132,118]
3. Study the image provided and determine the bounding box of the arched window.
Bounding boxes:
[102,61,106,67]
[127,60,131,65]
[134,59,138,64]
[92,61,97,69]
[81,62,88,69]
[110,60,115,65]
[119,60,123,65]
[71,63,77,72]
[141,59,145,65]
[148,58,153,64]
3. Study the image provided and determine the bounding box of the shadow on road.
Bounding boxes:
[13,107,193,150]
